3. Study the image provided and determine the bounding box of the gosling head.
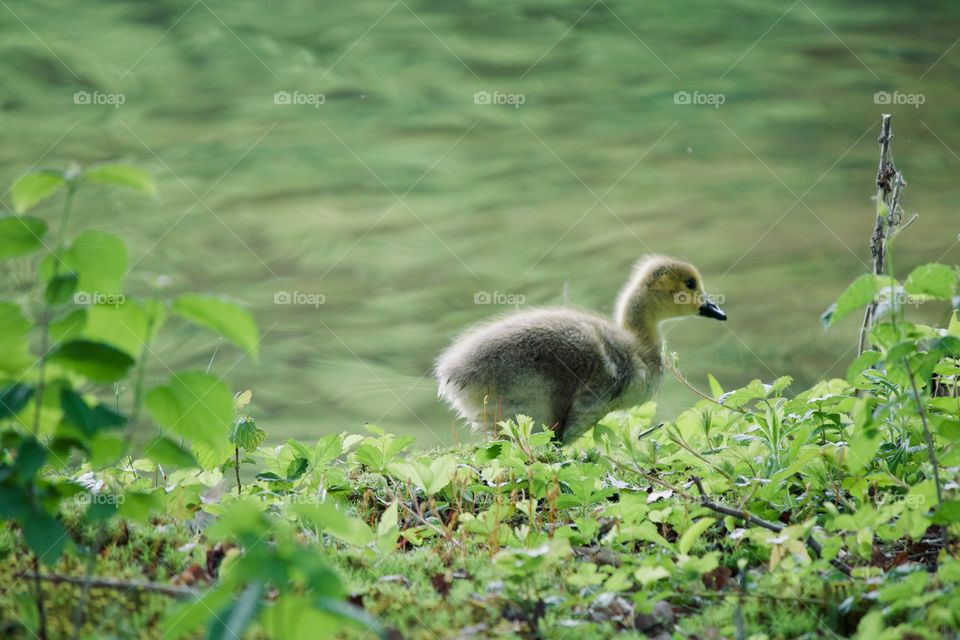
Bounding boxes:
[614,255,726,336]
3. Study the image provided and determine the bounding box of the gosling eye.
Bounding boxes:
[684,278,697,290]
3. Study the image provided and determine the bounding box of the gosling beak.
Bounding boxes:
[698,301,727,321]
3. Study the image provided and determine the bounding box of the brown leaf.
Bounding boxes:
[430,572,452,598]
[702,566,733,591]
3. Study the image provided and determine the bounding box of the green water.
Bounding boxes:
[2,0,958,445]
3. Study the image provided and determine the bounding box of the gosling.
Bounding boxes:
[435,255,726,442]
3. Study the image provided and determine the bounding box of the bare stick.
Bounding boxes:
[16,572,200,599]
[859,114,909,355]
[689,477,852,576]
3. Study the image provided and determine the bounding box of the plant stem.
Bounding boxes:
[31,555,49,640]
[235,446,242,496]
[903,359,944,509]
[30,183,77,436]
[122,309,156,457]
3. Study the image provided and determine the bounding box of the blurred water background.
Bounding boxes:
[1,0,958,444]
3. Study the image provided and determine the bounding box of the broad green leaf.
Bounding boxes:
[904,263,956,300]
[50,309,87,343]
[0,383,34,419]
[45,273,78,305]
[11,170,65,213]
[231,416,265,450]
[208,581,263,640]
[118,490,165,522]
[822,274,896,327]
[172,294,260,361]
[293,503,375,546]
[85,164,156,197]
[82,301,148,358]
[678,517,715,555]
[0,302,33,374]
[23,510,67,564]
[145,371,233,468]
[0,215,48,259]
[286,456,309,481]
[59,388,126,435]
[932,501,960,525]
[143,436,199,468]
[48,339,135,383]
[42,230,128,295]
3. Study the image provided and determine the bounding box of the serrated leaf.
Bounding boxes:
[904,263,956,300]
[231,416,265,450]
[48,339,135,383]
[172,294,260,361]
[286,456,308,481]
[85,164,156,197]
[234,389,252,410]
[11,170,65,213]
[0,215,48,259]
[823,274,897,328]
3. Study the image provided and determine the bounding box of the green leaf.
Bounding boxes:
[59,388,126,436]
[81,300,148,358]
[678,517,715,555]
[84,164,156,197]
[293,503,375,546]
[388,455,458,494]
[172,295,260,361]
[286,456,309,481]
[145,371,233,468]
[45,273,78,305]
[48,339,135,383]
[904,263,956,300]
[231,416,265,450]
[822,274,896,328]
[11,170,65,213]
[143,436,199,468]
[0,383,34,419]
[0,215,48,259]
[0,302,33,375]
[118,490,165,523]
[23,511,67,565]
[43,230,128,295]
[208,581,263,640]
[932,501,960,525]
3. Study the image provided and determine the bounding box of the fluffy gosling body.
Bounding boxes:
[435,255,726,442]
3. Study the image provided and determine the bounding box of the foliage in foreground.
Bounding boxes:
[0,164,959,639]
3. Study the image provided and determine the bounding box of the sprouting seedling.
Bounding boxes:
[230,389,265,495]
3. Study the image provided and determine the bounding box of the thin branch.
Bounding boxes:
[16,572,200,599]
[663,358,748,415]
[690,477,852,576]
